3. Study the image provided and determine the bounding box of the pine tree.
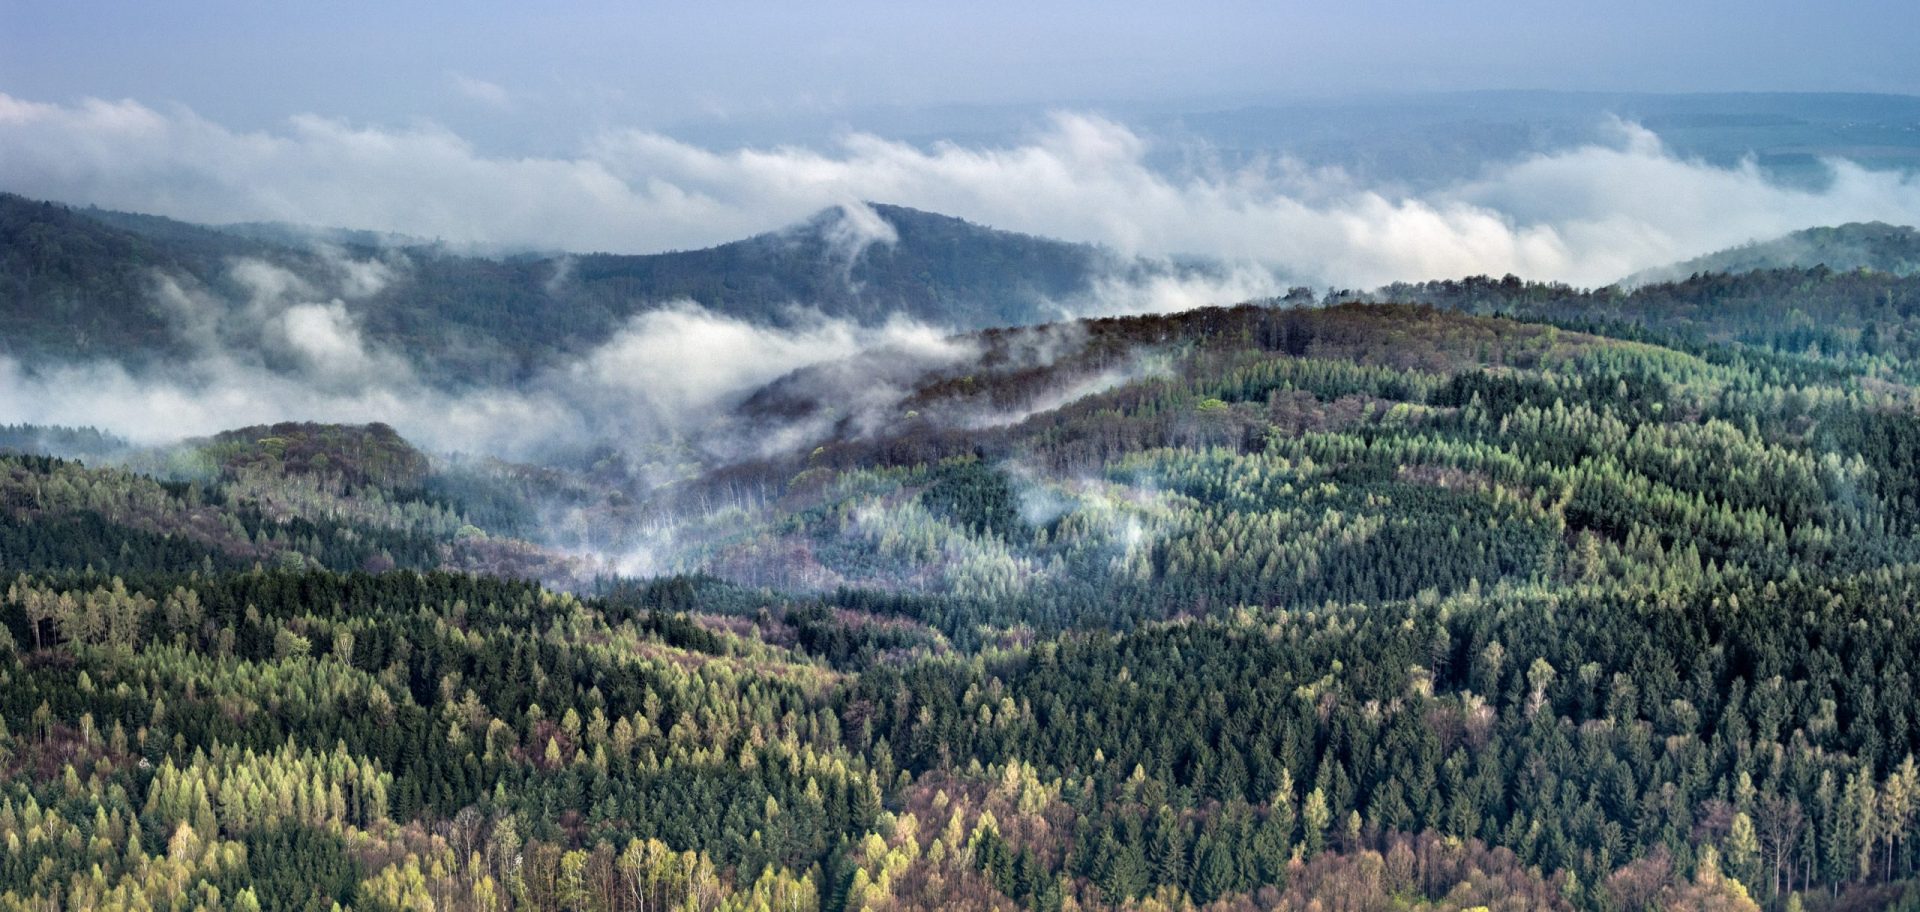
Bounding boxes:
[1302,787,1331,858]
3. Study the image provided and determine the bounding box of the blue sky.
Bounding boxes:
[5,0,1917,143]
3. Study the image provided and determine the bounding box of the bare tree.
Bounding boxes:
[1756,794,1804,903]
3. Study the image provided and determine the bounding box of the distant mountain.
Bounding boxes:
[561,203,1135,328]
[1625,221,1920,286]
[82,206,434,250]
[0,192,1194,382]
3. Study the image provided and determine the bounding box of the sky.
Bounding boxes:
[4,1,1918,144]
[5,2,1920,453]
[3,1,1920,289]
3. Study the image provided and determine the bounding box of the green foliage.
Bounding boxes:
[15,260,1920,910]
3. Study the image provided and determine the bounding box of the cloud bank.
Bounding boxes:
[0,250,965,461]
[7,93,1920,287]
[7,90,1920,469]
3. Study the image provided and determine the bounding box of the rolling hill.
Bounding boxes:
[0,192,1207,383]
[14,187,1920,910]
[1625,221,1920,286]
[7,289,1920,908]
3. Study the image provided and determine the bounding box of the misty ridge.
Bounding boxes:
[23,5,1920,904]
[7,96,1920,587]
[0,187,1287,581]
[10,91,1920,284]
[9,93,1920,443]
[0,191,1271,461]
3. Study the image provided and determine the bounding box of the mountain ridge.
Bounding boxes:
[0,192,1182,384]
[1624,220,1920,286]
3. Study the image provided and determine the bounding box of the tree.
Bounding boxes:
[1756,794,1804,901]
[1193,835,1236,904]
[1725,811,1760,893]
[1302,788,1331,859]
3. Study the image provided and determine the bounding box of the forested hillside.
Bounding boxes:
[1370,266,1920,375]
[1627,222,1920,286]
[0,193,1168,383]
[11,277,1920,912]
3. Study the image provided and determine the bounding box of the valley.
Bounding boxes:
[7,197,1920,908]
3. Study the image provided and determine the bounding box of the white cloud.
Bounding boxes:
[818,200,898,263]
[5,92,1920,286]
[0,290,967,463]
[271,301,382,377]
[448,73,515,109]
[1070,265,1287,318]
[324,248,401,298]
[560,302,967,432]
[229,259,316,311]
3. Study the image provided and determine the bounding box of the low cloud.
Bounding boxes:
[819,200,899,263]
[269,301,391,381]
[5,93,1920,286]
[558,303,967,440]
[0,264,969,464]
[7,90,1920,478]
[1065,264,1288,318]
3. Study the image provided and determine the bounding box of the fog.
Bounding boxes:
[6,90,1920,476]
[0,239,1267,471]
[8,93,1920,290]
[0,291,963,463]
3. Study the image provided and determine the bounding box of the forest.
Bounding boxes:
[12,209,1920,910]
[0,193,1174,383]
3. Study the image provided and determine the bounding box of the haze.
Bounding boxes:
[6,1,1918,137]
[4,1,1920,290]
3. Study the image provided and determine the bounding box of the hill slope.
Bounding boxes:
[1626,220,1920,285]
[0,193,1188,383]
[558,203,1128,328]
[10,295,1920,908]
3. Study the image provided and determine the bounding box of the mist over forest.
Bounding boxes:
[7,6,1920,910]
